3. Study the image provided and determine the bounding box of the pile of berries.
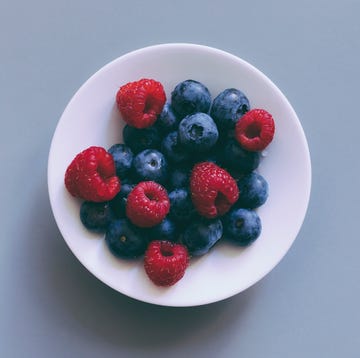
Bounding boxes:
[64,78,275,287]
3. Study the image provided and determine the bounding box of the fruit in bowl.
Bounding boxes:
[48,44,311,307]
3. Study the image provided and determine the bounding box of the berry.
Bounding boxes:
[168,188,196,223]
[116,78,166,128]
[236,172,269,209]
[133,149,168,184]
[235,109,275,151]
[123,124,161,154]
[181,218,223,256]
[222,207,261,246]
[178,113,219,152]
[105,218,148,258]
[65,146,121,202]
[221,139,261,174]
[190,162,239,219]
[149,217,178,242]
[80,201,113,233]
[161,131,190,163]
[156,102,180,133]
[126,181,170,228]
[168,166,191,189]
[144,240,189,286]
[210,88,250,129]
[171,80,211,117]
[110,182,135,217]
[108,143,133,179]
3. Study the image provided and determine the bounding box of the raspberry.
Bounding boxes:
[126,181,170,228]
[190,162,239,218]
[116,78,166,129]
[235,109,275,151]
[144,240,189,286]
[65,146,121,202]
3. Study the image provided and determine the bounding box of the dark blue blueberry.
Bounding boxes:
[133,149,168,184]
[236,172,269,209]
[123,125,161,153]
[168,188,196,223]
[105,218,147,259]
[156,102,181,133]
[171,80,212,117]
[80,201,113,233]
[210,88,250,129]
[168,166,191,189]
[108,143,134,179]
[221,139,260,174]
[181,218,223,256]
[161,131,190,163]
[222,207,261,246]
[178,113,218,152]
[110,183,135,217]
[149,217,179,242]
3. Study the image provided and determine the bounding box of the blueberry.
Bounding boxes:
[108,143,134,179]
[110,183,135,217]
[168,166,191,189]
[210,88,250,129]
[133,149,168,184]
[105,218,147,259]
[171,80,212,117]
[236,172,269,208]
[222,208,261,246]
[168,188,196,223]
[178,113,219,152]
[181,218,223,256]
[221,139,260,174]
[149,217,179,242]
[80,201,113,233]
[123,125,161,153]
[156,102,181,133]
[161,131,190,163]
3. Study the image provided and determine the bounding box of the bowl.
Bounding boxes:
[47,43,311,307]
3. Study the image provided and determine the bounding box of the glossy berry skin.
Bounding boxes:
[116,78,166,128]
[210,88,250,130]
[221,139,261,174]
[80,201,113,233]
[168,188,196,223]
[181,218,223,256]
[156,102,180,133]
[110,182,135,217]
[190,162,239,219]
[126,181,170,227]
[222,207,261,246]
[236,172,269,209]
[133,149,168,184]
[108,143,134,179]
[123,124,161,154]
[149,217,178,242]
[235,109,275,151]
[105,218,148,258]
[144,240,189,286]
[178,113,219,152]
[65,146,120,202]
[171,80,212,118]
[161,131,190,163]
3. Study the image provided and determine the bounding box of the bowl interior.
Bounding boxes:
[48,43,311,307]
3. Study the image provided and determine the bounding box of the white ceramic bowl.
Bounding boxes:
[48,43,311,307]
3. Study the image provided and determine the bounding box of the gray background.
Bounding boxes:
[1,0,359,357]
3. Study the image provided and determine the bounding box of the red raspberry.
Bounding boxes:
[190,162,239,219]
[65,146,121,202]
[126,181,170,228]
[235,109,275,151]
[144,240,189,286]
[116,78,166,129]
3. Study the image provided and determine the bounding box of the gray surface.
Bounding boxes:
[1,0,359,357]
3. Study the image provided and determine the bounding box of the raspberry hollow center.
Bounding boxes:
[160,242,174,257]
[245,122,261,139]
